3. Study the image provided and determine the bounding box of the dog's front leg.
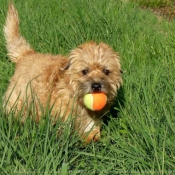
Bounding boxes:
[77,118,101,144]
[82,125,100,144]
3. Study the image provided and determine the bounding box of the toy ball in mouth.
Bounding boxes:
[83,93,107,111]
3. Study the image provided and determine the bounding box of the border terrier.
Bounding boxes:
[3,3,122,143]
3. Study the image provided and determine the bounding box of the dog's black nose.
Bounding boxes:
[91,83,102,92]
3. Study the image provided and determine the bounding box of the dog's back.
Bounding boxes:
[4,3,34,62]
[3,3,70,120]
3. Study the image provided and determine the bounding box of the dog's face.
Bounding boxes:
[67,41,122,103]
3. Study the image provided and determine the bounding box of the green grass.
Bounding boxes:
[0,0,175,174]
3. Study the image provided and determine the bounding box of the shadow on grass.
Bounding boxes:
[104,86,125,125]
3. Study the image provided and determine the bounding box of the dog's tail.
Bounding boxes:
[4,3,34,62]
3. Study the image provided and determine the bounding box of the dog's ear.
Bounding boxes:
[63,61,71,70]
[120,69,124,74]
[61,58,72,70]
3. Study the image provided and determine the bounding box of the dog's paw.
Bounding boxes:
[82,126,100,144]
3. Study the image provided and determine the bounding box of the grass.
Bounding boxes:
[0,0,175,174]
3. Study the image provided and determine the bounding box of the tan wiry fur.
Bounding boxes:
[3,3,122,143]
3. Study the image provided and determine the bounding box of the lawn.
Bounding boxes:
[0,0,175,174]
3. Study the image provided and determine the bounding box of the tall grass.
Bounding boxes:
[0,0,175,173]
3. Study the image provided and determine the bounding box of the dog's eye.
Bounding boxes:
[82,69,88,75]
[103,69,110,76]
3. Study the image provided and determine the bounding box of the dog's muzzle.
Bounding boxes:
[91,83,102,92]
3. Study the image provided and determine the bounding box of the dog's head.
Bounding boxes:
[65,41,122,103]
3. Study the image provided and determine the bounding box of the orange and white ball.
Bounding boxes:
[83,93,107,111]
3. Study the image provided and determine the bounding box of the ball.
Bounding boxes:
[83,93,107,111]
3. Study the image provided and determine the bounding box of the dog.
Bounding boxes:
[3,3,122,144]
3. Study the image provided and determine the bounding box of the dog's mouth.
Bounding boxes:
[80,82,108,94]
[90,82,109,96]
